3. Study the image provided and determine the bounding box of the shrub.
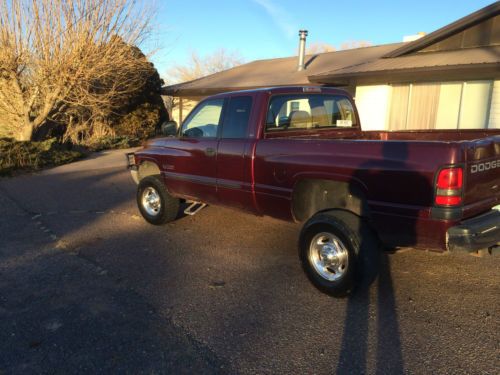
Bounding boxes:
[113,102,161,139]
[0,138,84,175]
[85,135,142,152]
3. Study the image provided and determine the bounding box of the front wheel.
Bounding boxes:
[137,175,180,225]
[299,210,378,297]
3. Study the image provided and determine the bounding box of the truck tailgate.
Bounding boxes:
[463,135,500,218]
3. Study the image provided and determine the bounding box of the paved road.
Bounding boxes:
[0,149,498,374]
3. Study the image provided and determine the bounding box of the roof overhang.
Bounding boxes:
[384,2,500,58]
[161,86,235,97]
[161,83,323,97]
[309,63,500,86]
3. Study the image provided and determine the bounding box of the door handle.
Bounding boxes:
[205,147,216,157]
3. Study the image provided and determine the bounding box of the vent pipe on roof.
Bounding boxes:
[297,29,308,71]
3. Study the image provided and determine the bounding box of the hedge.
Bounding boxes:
[0,138,84,176]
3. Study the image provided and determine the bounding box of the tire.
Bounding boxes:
[137,175,180,225]
[299,210,379,297]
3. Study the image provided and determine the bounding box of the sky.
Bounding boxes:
[149,0,495,79]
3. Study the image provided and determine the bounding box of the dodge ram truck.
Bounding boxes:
[127,86,500,296]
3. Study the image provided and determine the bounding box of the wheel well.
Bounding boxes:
[292,179,370,222]
[138,161,161,181]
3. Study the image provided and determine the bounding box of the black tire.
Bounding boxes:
[299,210,379,297]
[137,175,180,225]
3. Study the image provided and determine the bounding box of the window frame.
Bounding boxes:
[264,93,358,133]
[219,95,254,139]
[180,98,226,139]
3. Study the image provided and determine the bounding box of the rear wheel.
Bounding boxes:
[137,175,180,225]
[299,210,378,297]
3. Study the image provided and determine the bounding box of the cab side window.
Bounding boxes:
[221,96,253,139]
[181,99,224,138]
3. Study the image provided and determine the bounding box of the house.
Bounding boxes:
[163,2,500,131]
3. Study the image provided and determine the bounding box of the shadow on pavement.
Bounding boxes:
[0,158,229,374]
[336,253,404,374]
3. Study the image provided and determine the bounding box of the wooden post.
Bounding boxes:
[179,97,183,124]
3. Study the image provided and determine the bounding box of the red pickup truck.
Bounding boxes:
[128,86,500,296]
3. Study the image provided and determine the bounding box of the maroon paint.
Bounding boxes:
[134,87,500,251]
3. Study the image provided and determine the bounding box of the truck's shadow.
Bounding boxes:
[0,143,432,373]
[336,141,432,373]
[336,252,404,374]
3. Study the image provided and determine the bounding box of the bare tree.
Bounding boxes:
[306,40,373,55]
[306,42,336,54]
[166,48,244,84]
[339,40,373,50]
[164,48,244,123]
[0,0,155,141]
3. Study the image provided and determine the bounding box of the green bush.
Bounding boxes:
[113,102,161,139]
[0,138,84,176]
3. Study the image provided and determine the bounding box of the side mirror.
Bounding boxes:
[160,121,178,137]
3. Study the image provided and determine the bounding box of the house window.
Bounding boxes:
[388,81,492,130]
[290,101,300,111]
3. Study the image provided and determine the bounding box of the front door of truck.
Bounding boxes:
[216,95,256,211]
[166,98,224,203]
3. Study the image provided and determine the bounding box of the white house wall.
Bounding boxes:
[354,85,391,130]
[171,99,198,125]
[355,81,500,131]
[459,81,492,129]
[488,80,500,129]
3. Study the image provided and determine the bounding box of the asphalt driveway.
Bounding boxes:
[0,148,498,374]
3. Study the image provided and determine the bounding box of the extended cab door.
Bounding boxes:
[216,95,257,211]
[165,98,224,203]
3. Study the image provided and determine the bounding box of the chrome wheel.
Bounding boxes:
[308,232,349,281]
[141,187,161,216]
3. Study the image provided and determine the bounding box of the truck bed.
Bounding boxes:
[364,129,500,142]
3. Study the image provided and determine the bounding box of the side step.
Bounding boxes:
[184,201,207,216]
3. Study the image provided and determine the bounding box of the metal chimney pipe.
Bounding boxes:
[297,29,308,71]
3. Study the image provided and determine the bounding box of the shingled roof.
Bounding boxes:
[163,43,403,96]
[309,46,500,85]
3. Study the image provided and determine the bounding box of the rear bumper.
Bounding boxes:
[447,209,500,252]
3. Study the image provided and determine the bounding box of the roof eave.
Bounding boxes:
[309,63,500,85]
[383,2,500,58]
[162,84,311,97]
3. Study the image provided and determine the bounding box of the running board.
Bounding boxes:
[184,201,207,216]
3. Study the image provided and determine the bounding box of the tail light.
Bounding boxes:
[435,167,463,206]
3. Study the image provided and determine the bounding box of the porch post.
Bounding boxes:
[179,97,183,124]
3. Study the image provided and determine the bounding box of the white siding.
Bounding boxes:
[172,99,198,125]
[354,85,391,130]
[458,81,492,129]
[435,83,462,129]
[488,80,500,129]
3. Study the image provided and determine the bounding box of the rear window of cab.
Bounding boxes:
[265,94,357,131]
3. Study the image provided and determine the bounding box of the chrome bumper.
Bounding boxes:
[447,209,500,252]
